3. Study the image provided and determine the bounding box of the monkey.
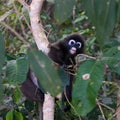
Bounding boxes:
[21,34,84,117]
[20,69,44,119]
[48,34,84,111]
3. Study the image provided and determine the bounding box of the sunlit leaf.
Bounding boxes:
[13,86,22,104]
[73,60,104,116]
[6,110,13,120]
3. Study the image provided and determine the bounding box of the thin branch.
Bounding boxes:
[98,101,115,113]
[102,81,120,89]
[64,88,82,120]
[29,0,49,53]
[77,54,97,60]
[96,99,106,120]
[0,10,13,22]
[13,3,26,36]
[21,12,32,32]
[0,21,29,46]
[17,0,30,11]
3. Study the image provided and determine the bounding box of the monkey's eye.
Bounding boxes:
[68,39,76,46]
[76,42,82,48]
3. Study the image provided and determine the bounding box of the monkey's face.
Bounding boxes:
[65,38,84,57]
[68,39,82,55]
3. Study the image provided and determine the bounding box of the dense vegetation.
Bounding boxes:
[0,0,120,120]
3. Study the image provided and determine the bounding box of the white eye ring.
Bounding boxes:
[77,42,82,48]
[68,39,76,45]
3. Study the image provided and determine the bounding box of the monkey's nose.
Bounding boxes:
[70,47,76,54]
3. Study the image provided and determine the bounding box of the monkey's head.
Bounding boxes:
[61,34,84,57]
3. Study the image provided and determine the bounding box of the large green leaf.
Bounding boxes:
[72,60,104,116]
[82,0,117,48]
[6,55,28,84]
[28,50,63,96]
[54,0,75,24]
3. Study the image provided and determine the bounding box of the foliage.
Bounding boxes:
[6,110,23,120]
[0,0,120,119]
[82,0,118,48]
[6,55,29,84]
[54,0,75,24]
[28,49,62,96]
[73,60,104,116]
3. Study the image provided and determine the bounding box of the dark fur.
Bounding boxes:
[48,34,84,111]
[21,69,44,119]
[21,34,84,116]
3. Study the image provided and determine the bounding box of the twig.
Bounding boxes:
[0,105,11,111]
[13,3,26,36]
[0,10,13,22]
[108,110,118,120]
[64,88,82,120]
[96,99,106,120]
[17,0,30,11]
[77,54,96,60]
[21,12,32,32]
[102,81,120,89]
[99,102,115,113]
[0,21,29,46]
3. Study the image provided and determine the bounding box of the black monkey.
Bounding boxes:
[48,34,84,111]
[21,34,84,117]
[21,69,44,119]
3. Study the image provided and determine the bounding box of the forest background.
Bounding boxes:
[0,0,120,120]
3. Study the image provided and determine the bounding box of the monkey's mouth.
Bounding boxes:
[70,47,76,54]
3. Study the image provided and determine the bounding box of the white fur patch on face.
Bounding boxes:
[70,47,76,54]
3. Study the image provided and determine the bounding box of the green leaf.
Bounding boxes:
[72,60,104,116]
[6,110,13,120]
[14,110,23,120]
[6,110,23,120]
[54,0,75,24]
[6,55,28,84]
[13,86,22,104]
[28,50,62,96]
[82,0,117,48]
[103,46,120,74]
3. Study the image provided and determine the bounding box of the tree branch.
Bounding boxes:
[23,0,54,120]
[29,0,49,53]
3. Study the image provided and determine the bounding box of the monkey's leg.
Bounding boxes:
[62,75,73,112]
